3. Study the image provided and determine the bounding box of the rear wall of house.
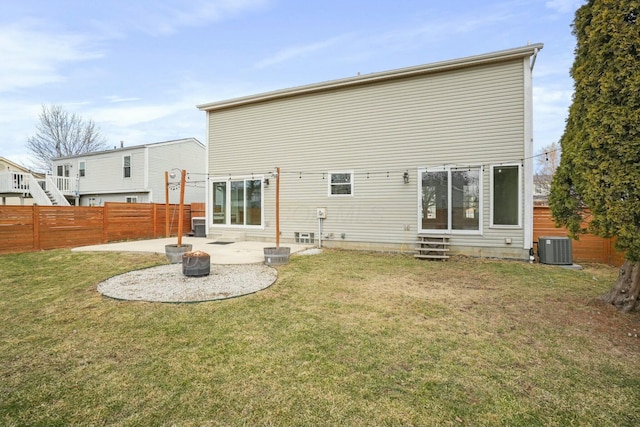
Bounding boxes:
[207,59,530,259]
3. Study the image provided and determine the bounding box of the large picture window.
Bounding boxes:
[420,168,481,233]
[212,178,262,227]
[491,165,520,227]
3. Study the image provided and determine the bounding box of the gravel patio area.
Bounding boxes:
[97,263,278,303]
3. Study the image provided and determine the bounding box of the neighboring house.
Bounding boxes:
[0,157,45,205]
[197,44,543,260]
[51,138,206,206]
[533,173,552,205]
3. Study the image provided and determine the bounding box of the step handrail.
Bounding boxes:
[26,174,53,205]
[44,175,71,206]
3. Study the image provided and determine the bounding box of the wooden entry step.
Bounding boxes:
[415,234,450,260]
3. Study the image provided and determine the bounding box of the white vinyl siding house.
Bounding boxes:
[198,45,542,259]
[51,138,206,206]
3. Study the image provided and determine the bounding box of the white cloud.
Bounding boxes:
[0,21,103,92]
[545,0,585,14]
[255,6,517,71]
[105,96,142,103]
[124,0,269,36]
[255,35,351,69]
[533,85,573,148]
[92,104,178,127]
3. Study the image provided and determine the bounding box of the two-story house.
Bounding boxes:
[51,138,206,206]
[197,45,543,260]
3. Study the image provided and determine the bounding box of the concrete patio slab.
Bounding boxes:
[72,236,313,264]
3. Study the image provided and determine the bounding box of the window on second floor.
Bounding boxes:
[57,164,70,177]
[79,161,86,177]
[123,156,131,178]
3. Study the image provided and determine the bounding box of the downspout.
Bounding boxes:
[530,47,539,71]
[523,45,541,256]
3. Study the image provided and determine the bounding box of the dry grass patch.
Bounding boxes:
[1,249,639,426]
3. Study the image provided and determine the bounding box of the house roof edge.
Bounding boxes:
[197,43,544,112]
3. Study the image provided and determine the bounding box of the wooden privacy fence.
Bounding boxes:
[0,202,626,265]
[0,202,199,254]
[533,205,625,266]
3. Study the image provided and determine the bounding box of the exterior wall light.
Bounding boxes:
[403,171,409,184]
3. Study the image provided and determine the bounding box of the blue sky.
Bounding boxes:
[1,0,583,169]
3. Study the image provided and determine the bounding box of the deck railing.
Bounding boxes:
[1,171,75,205]
[0,171,30,193]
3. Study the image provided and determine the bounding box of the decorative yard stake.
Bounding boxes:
[177,169,186,247]
[263,166,290,265]
[164,168,192,263]
[164,171,170,237]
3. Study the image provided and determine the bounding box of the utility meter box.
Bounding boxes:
[316,208,327,219]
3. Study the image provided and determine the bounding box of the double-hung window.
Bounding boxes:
[212,177,263,227]
[123,156,131,178]
[491,164,521,227]
[57,164,70,177]
[420,168,481,233]
[79,161,86,177]
[329,171,353,196]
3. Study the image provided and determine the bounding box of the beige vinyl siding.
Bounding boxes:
[207,59,529,257]
[147,140,206,204]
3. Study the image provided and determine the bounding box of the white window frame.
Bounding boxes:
[328,171,354,197]
[490,164,522,228]
[123,155,131,178]
[210,175,264,229]
[125,196,138,203]
[418,167,483,235]
[79,160,86,177]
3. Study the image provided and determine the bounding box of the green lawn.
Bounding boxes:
[1,249,639,426]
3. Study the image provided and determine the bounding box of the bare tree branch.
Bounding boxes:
[26,105,108,172]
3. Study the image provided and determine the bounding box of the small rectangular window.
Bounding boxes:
[123,156,131,178]
[329,172,353,196]
[125,196,137,203]
[79,161,86,177]
[492,165,520,227]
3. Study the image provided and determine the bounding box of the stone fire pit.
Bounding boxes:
[182,250,211,277]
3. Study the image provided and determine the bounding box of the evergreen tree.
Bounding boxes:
[550,0,640,311]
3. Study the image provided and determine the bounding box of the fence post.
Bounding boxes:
[153,204,158,238]
[102,203,109,243]
[33,205,40,251]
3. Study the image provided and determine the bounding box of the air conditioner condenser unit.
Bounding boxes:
[538,236,573,265]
